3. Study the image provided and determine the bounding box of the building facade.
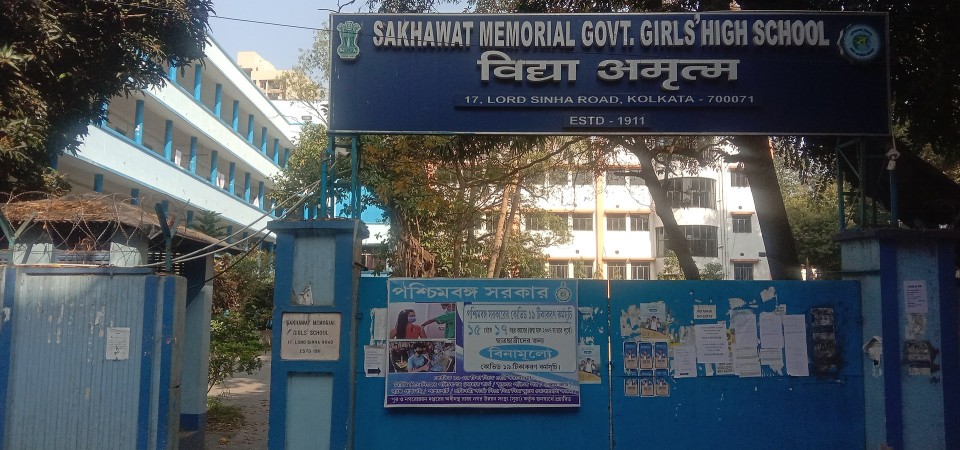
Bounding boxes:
[55,39,298,247]
[524,149,771,280]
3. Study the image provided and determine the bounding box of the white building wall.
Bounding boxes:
[57,37,299,244]
[528,151,772,280]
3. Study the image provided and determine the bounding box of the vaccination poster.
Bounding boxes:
[385,278,579,407]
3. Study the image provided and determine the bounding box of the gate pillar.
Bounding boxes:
[839,229,960,450]
[267,220,368,450]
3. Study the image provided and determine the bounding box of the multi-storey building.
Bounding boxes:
[56,39,297,245]
[524,149,771,280]
[237,51,296,100]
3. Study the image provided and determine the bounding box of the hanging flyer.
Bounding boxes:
[385,279,579,408]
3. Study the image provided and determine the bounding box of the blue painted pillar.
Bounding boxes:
[840,229,960,450]
[134,100,145,144]
[186,210,194,227]
[225,226,233,244]
[231,101,240,131]
[163,120,174,161]
[243,173,251,202]
[93,174,104,193]
[179,254,213,447]
[189,137,198,174]
[99,101,109,127]
[161,200,169,214]
[228,163,237,195]
[273,139,280,165]
[193,65,203,100]
[260,127,268,155]
[214,84,223,117]
[131,188,140,205]
[283,148,290,168]
[209,151,218,185]
[49,153,58,170]
[168,64,177,83]
[257,182,265,209]
[267,220,368,450]
[247,115,255,143]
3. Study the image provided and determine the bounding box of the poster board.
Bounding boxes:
[384,279,579,407]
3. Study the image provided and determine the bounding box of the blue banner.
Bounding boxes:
[329,12,888,135]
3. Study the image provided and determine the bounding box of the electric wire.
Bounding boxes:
[135,178,322,268]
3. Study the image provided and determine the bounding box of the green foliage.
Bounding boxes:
[777,156,843,279]
[190,210,227,238]
[700,262,725,280]
[208,250,274,391]
[0,0,212,194]
[207,313,264,393]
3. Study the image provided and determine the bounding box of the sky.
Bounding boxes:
[209,0,344,69]
[209,0,465,69]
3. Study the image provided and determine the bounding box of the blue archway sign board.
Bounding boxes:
[329,12,888,135]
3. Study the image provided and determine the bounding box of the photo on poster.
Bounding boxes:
[639,342,654,370]
[578,344,602,384]
[654,341,669,369]
[640,376,655,397]
[625,378,640,397]
[388,340,456,373]
[654,377,670,397]
[624,341,639,371]
[388,302,457,340]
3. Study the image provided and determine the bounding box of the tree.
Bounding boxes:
[777,156,844,279]
[0,0,213,195]
[190,210,227,238]
[208,250,274,391]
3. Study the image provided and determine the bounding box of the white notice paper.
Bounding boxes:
[783,314,809,376]
[672,346,697,378]
[760,348,785,375]
[371,308,388,341]
[106,327,130,360]
[694,304,716,320]
[733,311,758,350]
[904,280,928,314]
[695,323,729,363]
[364,345,386,377]
[733,347,762,377]
[759,312,784,349]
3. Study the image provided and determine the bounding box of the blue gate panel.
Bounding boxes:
[609,281,863,449]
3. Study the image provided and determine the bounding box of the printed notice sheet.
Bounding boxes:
[783,314,810,376]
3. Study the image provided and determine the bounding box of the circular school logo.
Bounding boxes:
[839,24,881,62]
[555,282,572,302]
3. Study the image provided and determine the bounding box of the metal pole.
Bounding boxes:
[837,145,846,232]
[351,136,360,219]
[321,134,333,218]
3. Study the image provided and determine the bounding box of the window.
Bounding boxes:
[549,261,569,278]
[607,214,626,231]
[630,214,650,231]
[732,215,752,233]
[572,171,593,186]
[607,262,627,280]
[734,263,754,280]
[631,262,651,280]
[656,225,718,257]
[548,169,568,186]
[572,213,593,231]
[664,177,716,209]
[628,176,646,186]
[484,216,498,233]
[731,170,749,187]
[527,171,546,185]
[574,260,594,279]
[525,214,549,231]
[606,172,627,186]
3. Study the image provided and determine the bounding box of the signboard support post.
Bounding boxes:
[267,219,368,449]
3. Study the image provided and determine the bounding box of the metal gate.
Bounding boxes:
[352,278,863,449]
